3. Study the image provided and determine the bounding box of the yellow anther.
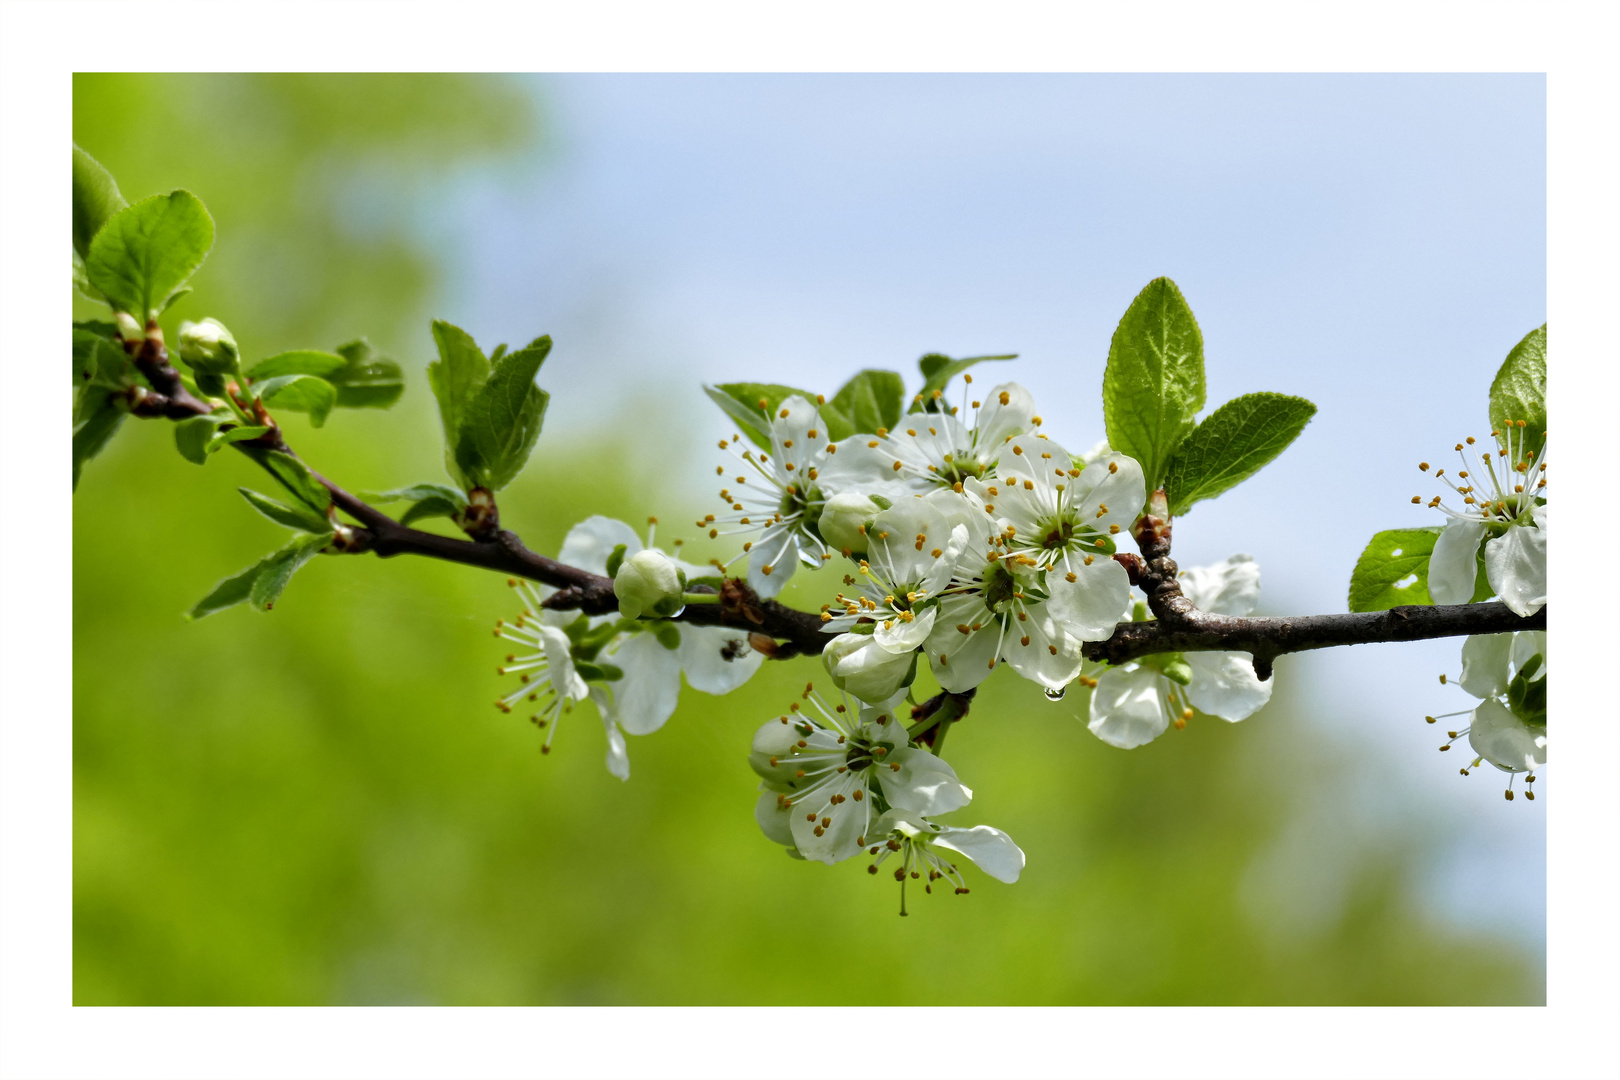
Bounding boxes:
[999,391,1010,405]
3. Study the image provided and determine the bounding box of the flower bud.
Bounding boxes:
[823,632,916,703]
[177,318,240,375]
[817,492,884,555]
[114,311,144,343]
[613,548,685,619]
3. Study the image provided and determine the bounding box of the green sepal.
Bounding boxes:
[238,487,331,533]
[908,353,1017,414]
[1488,324,1546,457]
[822,369,905,441]
[1507,653,1546,726]
[704,382,818,450]
[1102,277,1207,493]
[1163,392,1317,516]
[84,190,214,318]
[574,661,625,683]
[252,373,337,428]
[653,623,682,650]
[605,543,629,580]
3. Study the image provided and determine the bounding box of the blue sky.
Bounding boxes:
[423,74,1546,947]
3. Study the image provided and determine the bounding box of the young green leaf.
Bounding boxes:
[1348,527,1444,611]
[823,369,905,441]
[236,446,333,518]
[399,496,467,527]
[72,391,125,490]
[1102,277,1207,492]
[427,320,491,484]
[363,483,469,508]
[206,425,272,453]
[187,562,262,620]
[72,144,127,260]
[705,382,819,449]
[247,350,349,380]
[1163,393,1317,516]
[328,338,405,409]
[249,533,331,611]
[239,487,331,533]
[73,330,127,386]
[253,373,337,428]
[455,339,552,490]
[174,414,227,465]
[908,353,1017,414]
[1488,324,1546,456]
[84,190,215,318]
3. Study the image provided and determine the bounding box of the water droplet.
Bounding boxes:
[1043,686,1066,702]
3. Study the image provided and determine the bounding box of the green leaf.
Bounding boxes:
[1488,324,1546,456]
[73,330,126,386]
[1348,527,1444,611]
[399,496,465,527]
[236,446,333,518]
[706,382,818,449]
[72,390,125,490]
[253,373,337,428]
[247,350,348,380]
[239,487,331,533]
[427,321,491,485]
[1102,277,1207,492]
[908,353,1017,414]
[363,483,469,508]
[174,414,226,465]
[328,338,404,409]
[1163,393,1317,516]
[205,425,272,453]
[188,534,330,619]
[455,339,551,490]
[84,190,214,318]
[72,144,127,260]
[823,369,905,441]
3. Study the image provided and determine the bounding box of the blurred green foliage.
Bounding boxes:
[73,75,1541,1005]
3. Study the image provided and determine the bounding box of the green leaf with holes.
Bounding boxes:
[85,190,214,318]
[1347,527,1492,611]
[1102,277,1206,492]
[1163,392,1317,516]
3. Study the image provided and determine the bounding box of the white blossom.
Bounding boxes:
[1086,555,1272,748]
[1418,423,1546,616]
[863,809,1025,915]
[1432,630,1546,800]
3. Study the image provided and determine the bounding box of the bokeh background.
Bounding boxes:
[73,74,1545,1005]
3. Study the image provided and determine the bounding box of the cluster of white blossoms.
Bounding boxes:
[1415,419,1547,617]
[1430,630,1547,800]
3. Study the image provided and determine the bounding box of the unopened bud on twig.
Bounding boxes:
[817,493,884,554]
[177,318,240,375]
[114,311,144,344]
[614,548,686,619]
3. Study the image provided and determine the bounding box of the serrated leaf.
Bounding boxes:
[1488,324,1546,456]
[456,339,551,490]
[72,144,127,260]
[236,446,333,518]
[174,414,226,465]
[427,321,491,485]
[908,353,1017,414]
[1164,392,1317,516]
[206,425,272,453]
[72,390,124,490]
[1348,528,1443,611]
[85,190,214,318]
[1102,277,1207,492]
[329,338,404,409]
[247,350,348,380]
[250,533,331,611]
[239,487,331,533]
[823,369,905,441]
[254,373,337,428]
[706,382,817,450]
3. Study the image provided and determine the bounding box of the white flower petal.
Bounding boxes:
[831,636,916,703]
[1459,633,1513,699]
[540,625,589,701]
[931,824,1026,884]
[1177,554,1261,616]
[1184,651,1273,722]
[1088,665,1171,748]
[770,395,822,476]
[747,523,799,599]
[1045,557,1131,640]
[974,382,1037,452]
[1485,521,1546,617]
[882,747,973,815]
[1073,452,1147,537]
[815,437,920,499]
[601,632,682,736]
[559,516,643,576]
[789,772,870,864]
[1511,631,1547,679]
[1429,518,1487,606]
[919,523,971,596]
[1003,604,1082,690]
[754,790,797,848]
[676,625,765,695]
[1468,696,1546,773]
[874,605,936,652]
[589,687,632,781]
[925,600,1003,693]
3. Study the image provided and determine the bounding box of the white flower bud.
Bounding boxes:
[114,311,144,343]
[613,548,685,619]
[177,317,240,374]
[817,492,884,554]
[822,632,915,703]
